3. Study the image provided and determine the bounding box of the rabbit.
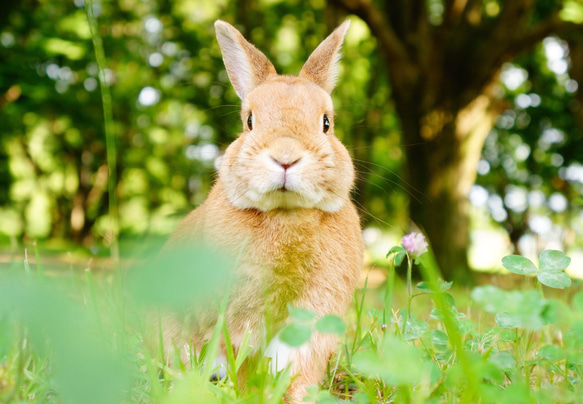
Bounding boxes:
[164,19,363,402]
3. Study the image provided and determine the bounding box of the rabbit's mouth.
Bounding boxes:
[277,181,291,192]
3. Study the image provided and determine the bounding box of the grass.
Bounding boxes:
[1,7,581,403]
[0,242,582,403]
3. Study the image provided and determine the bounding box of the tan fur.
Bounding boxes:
[165,20,362,402]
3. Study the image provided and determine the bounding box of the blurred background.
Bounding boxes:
[0,0,582,281]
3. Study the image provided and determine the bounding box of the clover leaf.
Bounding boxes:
[501,255,538,275]
[538,250,571,273]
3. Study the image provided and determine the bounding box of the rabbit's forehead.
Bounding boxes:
[247,80,333,114]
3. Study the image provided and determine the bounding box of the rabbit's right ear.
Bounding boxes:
[215,20,277,100]
[299,20,350,94]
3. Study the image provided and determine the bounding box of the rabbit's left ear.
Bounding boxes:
[215,20,277,100]
[299,20,350,94]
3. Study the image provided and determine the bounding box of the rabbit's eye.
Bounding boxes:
[323,115,330,133]
[247,113,253,131]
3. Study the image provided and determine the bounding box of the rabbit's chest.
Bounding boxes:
[233,215,323,316]
[257,213,321,275]
[247,228,320,290]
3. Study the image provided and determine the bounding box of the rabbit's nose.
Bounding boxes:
[271,157,301,170]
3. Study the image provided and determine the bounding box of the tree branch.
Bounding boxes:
[330,0,412,66]
[459,0,483,26]
[495,0,535,31]
[443,0,468,27]
[462,15,581,110]
[506,18,582,59]
[402,0,426,38]
[566,38,583,136]
[442,0,483,55]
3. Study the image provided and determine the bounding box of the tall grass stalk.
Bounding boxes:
[418,250,480,400]
[383,258,396,332]
[402,255,412,335]
[84,259,104,336]
[23,248,31,276]
[85,0,119,261]
[33,241,43,276]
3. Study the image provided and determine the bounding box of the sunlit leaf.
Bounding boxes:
[455,318,476,335]
[488,351,516,370]
[279,324,312,347]
[537,345,567,362]
[314,315,346,335]
[470,286,509,313]
[163,371,221,404]
[560,0,583,23]
[429,329,448,350]
[501,255,538,275]
[43,38,86,60]
[568,352,583,366]
[472,286,549,329]
[394,251,406,266]
[495,384,532,402]
[0,314,15,358]
[443,293,456,307]
[573,292,583,311]
[402,319,429,341]
[288,306,316,323]
[386,245,405,258]
[416,280,452,294]
[495,313,522,329]
[565,321,583,350]
[538,250,571,273]
[537,271,571,289]
[353,337,437,386]
[127,244,231,309]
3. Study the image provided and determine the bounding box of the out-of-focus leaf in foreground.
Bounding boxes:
[126,244,232,309]
[352,336,438,386]
[0,273,133,404]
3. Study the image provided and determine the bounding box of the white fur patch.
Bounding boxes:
[264,334,310,374]
[226,150,347,213]
[205,353,228,380]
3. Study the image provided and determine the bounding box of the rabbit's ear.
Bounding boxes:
[215,20,277,100]
[299,20,350,94]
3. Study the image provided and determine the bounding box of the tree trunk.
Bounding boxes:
[398,89,497,280]
[567,39,583,136]
[331,0,582,280]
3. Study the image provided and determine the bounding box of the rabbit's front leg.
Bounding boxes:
[265,330,337,403]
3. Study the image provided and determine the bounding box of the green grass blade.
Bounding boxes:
[85,0,119,261]
[33,241,43,276]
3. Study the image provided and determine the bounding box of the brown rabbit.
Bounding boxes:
[165,19,363,402]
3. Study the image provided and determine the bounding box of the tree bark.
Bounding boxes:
[567,39,583,136]
[331,0,581,280]
[399,92,496,280]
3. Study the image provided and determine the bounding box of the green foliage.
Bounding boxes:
[1,0,583,401]
[352,336,437,387]
[128,244,231,309]
[471,286,551,328]
[279,324,312,347]
[315,315,347,335]
[475,30,583,256]
[279,306,347,347]
[386,245,406,266]
[0,0,401,249]
[0,241,582,403]
[416,279,453,294]
[501,255,539,274]
[0,273,133,404]
[502,249,572,288]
